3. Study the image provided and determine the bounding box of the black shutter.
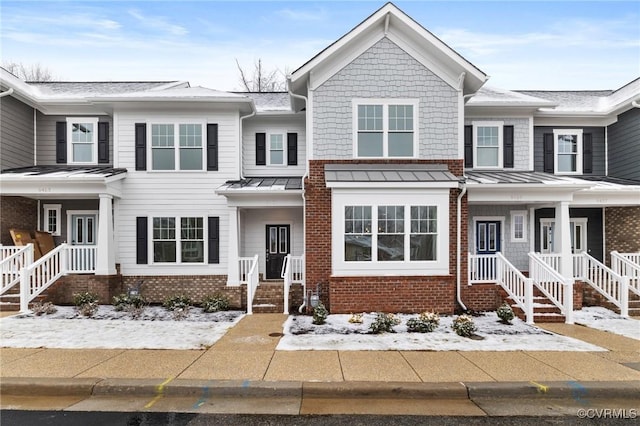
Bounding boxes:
[287,133,298,166]
[583,133,593,174]
[464,125,473,168]
[208,217,220,264]
[56,122,67,164]
[503,125,514,168]
[543,133,554,173]
[256,133,266,165]
[207,123,218,171]
[98,121,109,164]
[136,217,148,264]
[135,123,147,171]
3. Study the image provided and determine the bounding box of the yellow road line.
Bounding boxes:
[144,377,174,409]
[530,381,549,394]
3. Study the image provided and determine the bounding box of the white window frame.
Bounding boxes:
[510,211,527,243]
[540,218,588,253]
[267,132,287,166]
[553,129,583,175]
[149,216,206,265]
[472,121,503,169]
[352,99,419,159]
[67,117,99,165]
[332,189,449,276]
[148,122,206,171]
[43,204,62,236]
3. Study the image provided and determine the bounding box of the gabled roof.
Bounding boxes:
[233,92,292,113]
[289,2,487,95]
[27,81,186,98]
[90,85,249,102]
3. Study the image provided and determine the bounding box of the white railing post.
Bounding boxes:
[19,267,31,313]
[524,278,534,325]
[563,278,574,324]
[620,276,629,318]
[60,244,69,274]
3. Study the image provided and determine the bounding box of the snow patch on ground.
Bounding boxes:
[277,312,606,352]
[0,306,244,350]
[573,307,640,340]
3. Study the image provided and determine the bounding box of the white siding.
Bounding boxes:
[114,109,240,276]
[242,114,306,177]
[240,208,304,276]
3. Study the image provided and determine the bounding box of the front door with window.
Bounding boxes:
[265,225,290,279]
[540,219,587,254]
[71,214,97,245]
[476,221,501,254]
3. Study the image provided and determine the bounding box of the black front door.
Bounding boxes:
[476,221,501,254]
[265,225,290,279]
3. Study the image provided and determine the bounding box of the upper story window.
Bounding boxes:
[473,121,503,168]
[554,129,582,174]
[67,118,98,164]
[150,123,203,171]
[353,99,418,158]
[269,133,285,165]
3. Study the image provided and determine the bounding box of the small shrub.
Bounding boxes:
[348,313,363,324]
[496,303,515,324]
[201,293,230,313]
[113,294,147,312]
[406,311,440,333]
[31,301,57,316]
[312,303,328,325]
[452,315,477,337]
[163,294,191,311]
[73,292,99,317]
[369,312,401,334]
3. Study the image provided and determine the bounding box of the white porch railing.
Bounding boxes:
[238,257,255,284]
[1,245,34,295]
[495,253,534,324]
[529,252,574,324]
[281,254,305,314]
[575,252,630,317]
[611,251,640,297]
[468,253,498,283]
[20,243,97,312]
[244,254,260,315]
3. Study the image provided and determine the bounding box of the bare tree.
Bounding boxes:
[2,62,54,82]
[235,58,286,92]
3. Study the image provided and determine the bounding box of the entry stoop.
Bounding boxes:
[251,281,285,314]
[0,285,47,312]
[498,287,565,323]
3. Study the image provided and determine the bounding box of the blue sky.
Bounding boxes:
[1,1,638,90]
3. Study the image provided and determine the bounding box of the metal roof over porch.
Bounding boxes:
[324,164,461,188]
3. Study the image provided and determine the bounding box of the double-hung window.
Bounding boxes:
[554,129,582,174]
[344,206,372,261]
[43,204,61,236]
[268,133,285,165]
[67,117,98,164]
[473,121,503,168]
[151,123,204,170]
[152,217,204,263]
[510,211,527,243]
[354,100,417,158]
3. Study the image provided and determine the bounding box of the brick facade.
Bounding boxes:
[461,283,500,312]
[1,196,37,245]
[305,159,468,313]
[46,274,124,305]
[605,207,640,264]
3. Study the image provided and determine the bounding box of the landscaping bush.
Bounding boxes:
[113,293,147,311]
[452,314,477,337]
[369,312,401,334]
[31,301,57,316]
[348,313,363,324]
[312,303,328,325]
[201,293,230,313]
[163,294,191,311]
[406,311,440,333]
[73,292,99,317]
[496,303,515,324]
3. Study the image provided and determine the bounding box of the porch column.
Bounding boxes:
[227,206,240,286]
[554,201,573,279]
[95,194,116,275]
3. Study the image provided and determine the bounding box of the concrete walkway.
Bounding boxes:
[1,314,639,415]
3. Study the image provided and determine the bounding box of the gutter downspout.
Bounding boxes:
[287,76,309,313]
[0,87,14,98]
[456,179,468,311]
[239,104,256,180]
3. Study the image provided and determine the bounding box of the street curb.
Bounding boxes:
[303,382,468,399]
[2,377,639,401]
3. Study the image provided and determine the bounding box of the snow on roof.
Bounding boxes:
[468,86,555,107]
[515,90,614,112]
[236,92,292,113]
[91,85,249,101]
[27,81,185,98]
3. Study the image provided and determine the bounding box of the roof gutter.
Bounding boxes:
[0,87,14,98]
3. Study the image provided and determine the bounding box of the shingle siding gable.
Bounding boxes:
[312,37,458,160]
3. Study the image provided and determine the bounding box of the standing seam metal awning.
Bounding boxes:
[324,164,461,187]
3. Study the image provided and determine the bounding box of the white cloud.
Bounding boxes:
[127,9,188,37]
[275,7,328,22]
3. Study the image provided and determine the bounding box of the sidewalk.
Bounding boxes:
[1,313,639,415]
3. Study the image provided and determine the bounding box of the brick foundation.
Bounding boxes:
[605,207,640,265]
[461,283,500,312]
[1,196,37,246]
[305,159,467,313]
[46,274,124,305]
